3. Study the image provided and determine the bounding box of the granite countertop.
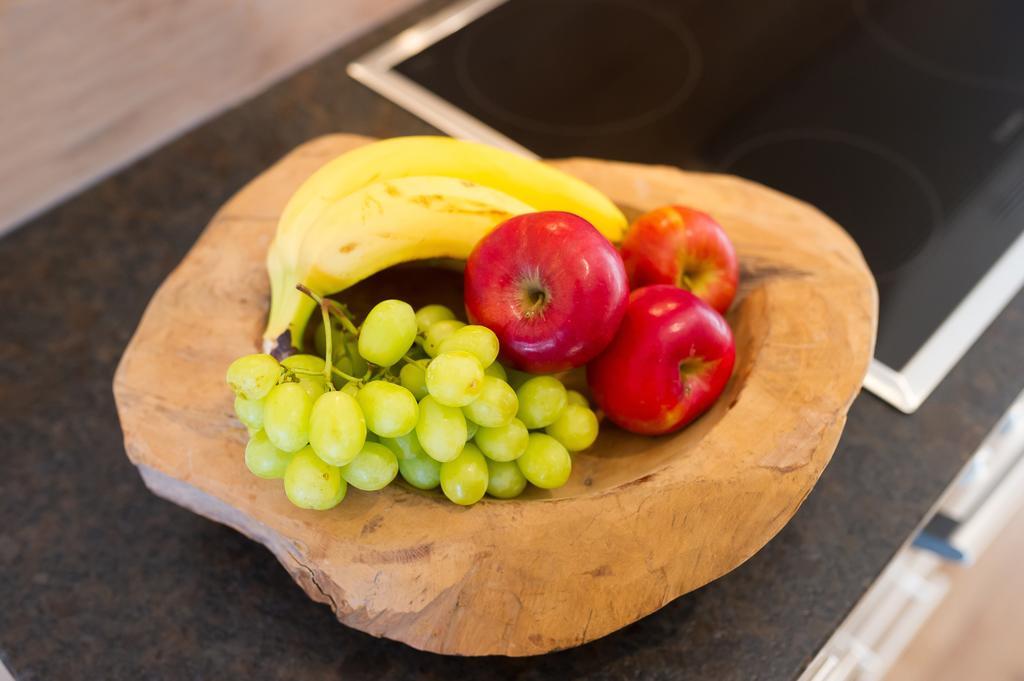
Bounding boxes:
[2,3,1023,679]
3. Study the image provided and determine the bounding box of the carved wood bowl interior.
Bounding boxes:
[113,135,877,657]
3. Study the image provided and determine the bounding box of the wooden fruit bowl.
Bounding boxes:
[113,134,876,656]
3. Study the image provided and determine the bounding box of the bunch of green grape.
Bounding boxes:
[225,300,600,510]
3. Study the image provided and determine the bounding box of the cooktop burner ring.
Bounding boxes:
[452,0,702,137]
[718,128,944,277]
[852,0,1024,94]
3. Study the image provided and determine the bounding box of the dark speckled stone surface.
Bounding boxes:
[2,3,1023,679]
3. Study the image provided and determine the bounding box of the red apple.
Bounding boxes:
[620,205,739,314]
[587,285,735,435]
[464,211,629,373]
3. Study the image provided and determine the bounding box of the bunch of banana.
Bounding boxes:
[264,136,627,350]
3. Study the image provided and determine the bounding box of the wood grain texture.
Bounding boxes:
[0,0,417,235]
[113,134,877,656]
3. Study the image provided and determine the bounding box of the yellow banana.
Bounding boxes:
[264,176,535,348]
[277,135,624,247]
[265,137,626,332]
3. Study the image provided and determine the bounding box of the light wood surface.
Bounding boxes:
[113,134,877,656]
[887,502,1024,681]
[0,0,417,235]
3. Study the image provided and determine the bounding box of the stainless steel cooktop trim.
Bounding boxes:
[348,0,529,155]
[349,0,1024,414]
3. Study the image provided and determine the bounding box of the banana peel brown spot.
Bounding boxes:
[362,194,384,221]
[338,243,358,254]
[408,193,514,220]
[376,232,419,241]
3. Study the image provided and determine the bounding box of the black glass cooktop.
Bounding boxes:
[396,0,1024,369]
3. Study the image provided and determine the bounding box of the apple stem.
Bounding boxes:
[523,288,547,318]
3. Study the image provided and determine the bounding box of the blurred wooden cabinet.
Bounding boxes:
[0,0,418,234]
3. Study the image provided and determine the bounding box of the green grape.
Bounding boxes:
[281,354,328,399]
[340,382,361,398]
[438,325,499,367]
[284,447,346,510]
[565,390,589,407]
[474,418,529,462]
[483,362,508,381]
[439,443,489,505]
[340,442,398,491]
[486,459,528,499]
[506,368,533,390]
[423,319,465,357]
[262,382,313,452]
[516,376,568,429]
[226,353,281,400]
[517,433,572,489]
[415,303,456,334]
[465,419,479,441]
[358,299,417,367]
[356,381,419,438]
[343,339,369,377]
[463,375,519,427]
[282,353,325,374]
[545,404,599,452]
[244,430,292,479]
[309,391,366,466]
[380,430,427,461]
[301,375,329,401]
[313,316,344,360]
[234,394,264,431]
[332,355,353,389]
[415,395,467,462]
[397,447,442,490]
[426,351,484,407]
[399,361,429,400]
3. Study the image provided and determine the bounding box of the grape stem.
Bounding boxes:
[323,299,360,336]
[320,304,334,387]
[330,366,364,383]
[295,283,322,305]
[295,284,336,389]
[342,340,366,379]
[368,366,392,383]
[287,365,365,384]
